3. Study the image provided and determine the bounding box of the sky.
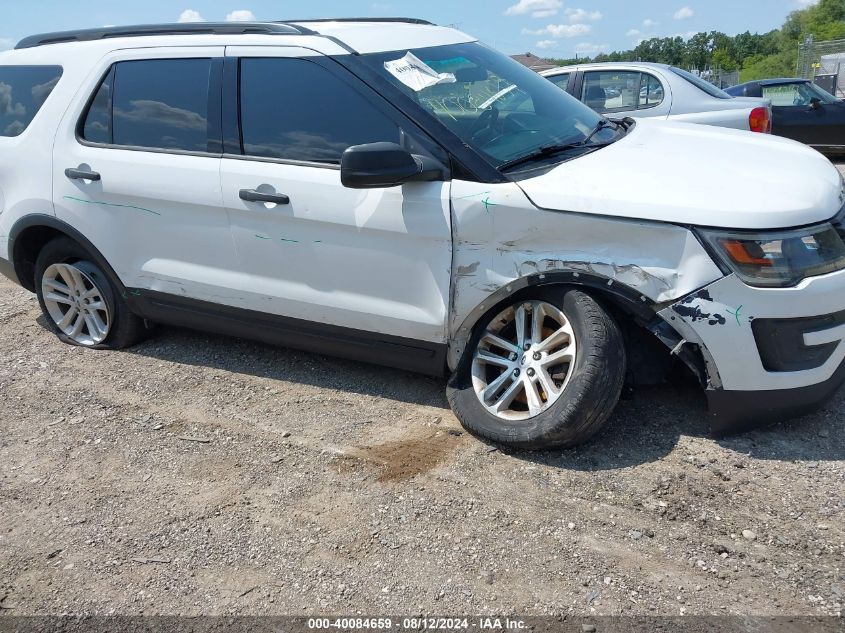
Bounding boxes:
[0,0,821,58]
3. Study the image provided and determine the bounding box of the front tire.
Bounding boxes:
[35,237,147,349]
[447,287,625,450]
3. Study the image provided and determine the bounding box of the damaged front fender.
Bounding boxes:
[447,180,725,369]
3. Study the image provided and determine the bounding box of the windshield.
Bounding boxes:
[358,42,611,170]
[669,67,731,99]
[762,81,840,106]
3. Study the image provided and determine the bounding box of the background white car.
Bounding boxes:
[541,62,773,133]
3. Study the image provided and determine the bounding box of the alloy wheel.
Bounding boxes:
[41,262,111,345]
[471,300,577,421]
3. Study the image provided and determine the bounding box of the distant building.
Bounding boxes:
[510,52,557,72]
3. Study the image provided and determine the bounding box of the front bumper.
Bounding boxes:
[706,358,845,433]
[660,269,845,432]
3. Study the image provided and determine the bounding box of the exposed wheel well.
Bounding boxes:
[452,279,702,388]
[12,225,66,292]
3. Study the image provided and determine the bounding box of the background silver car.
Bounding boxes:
[541,62,772,133]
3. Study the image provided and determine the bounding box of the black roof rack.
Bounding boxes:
[284,17,435,25]
[15,22,315,50]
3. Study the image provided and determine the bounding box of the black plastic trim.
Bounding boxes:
[221,56,241,154]
[286,17,434,26]
[752,311,845,372]
[207,58,225,154]
[221,153,341,170]
[707,357,845,434]
[16,22,306,49]
[0,256,19,286]
[127,289,447,376]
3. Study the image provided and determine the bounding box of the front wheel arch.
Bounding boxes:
[448,271,659,373]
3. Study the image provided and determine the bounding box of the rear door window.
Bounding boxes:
[81,58,213,152]
[0,65,63,137]
[582,71,640,113]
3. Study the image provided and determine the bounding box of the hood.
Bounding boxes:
[517,118,843,230]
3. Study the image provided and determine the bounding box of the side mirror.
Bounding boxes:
[341,142,447,189]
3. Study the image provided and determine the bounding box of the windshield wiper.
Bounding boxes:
[497,120,617,172]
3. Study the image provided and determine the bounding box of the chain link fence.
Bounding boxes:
[797,35,845,96]
[687,67,740,89]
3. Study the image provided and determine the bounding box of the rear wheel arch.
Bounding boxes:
[9,215,127,295]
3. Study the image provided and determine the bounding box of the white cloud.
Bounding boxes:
[565,8,602,23]
[674,30,699,39]
[0,37,14,51]
[536,39,558,49]
[226,9,256,21]
[673,6,694,20]
[626,28,641,37]
[574,42,608,55]
[504,0,562,18]
[522,23,591,38]
[177,9,205,23]
[795,0,818,5]
[643,18,658,28]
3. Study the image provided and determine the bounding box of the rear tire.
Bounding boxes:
[447,287,625,450]
[35,237,147,349]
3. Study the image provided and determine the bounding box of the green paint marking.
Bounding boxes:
[279,237,300,244]
[63,195,161,216]
[726,305,743,326]
[254,234,271,240]
[453,191,499,213]
[481,197,500,213]
[453,191,491,201]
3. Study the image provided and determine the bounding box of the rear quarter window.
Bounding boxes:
[0,65,63,137]
[669,67,730,99]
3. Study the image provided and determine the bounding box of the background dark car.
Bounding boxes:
[726,78,845,155]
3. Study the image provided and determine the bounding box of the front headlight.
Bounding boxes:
[698,224,845,288]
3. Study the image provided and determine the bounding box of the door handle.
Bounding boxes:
[239,189,290,205]
[65,167,101,181]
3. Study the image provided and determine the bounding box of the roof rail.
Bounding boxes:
[15,22,315,50]
[283,17,435,26]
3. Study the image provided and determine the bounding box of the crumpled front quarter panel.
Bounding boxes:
[448,179,724,368]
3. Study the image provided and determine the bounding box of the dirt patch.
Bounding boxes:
[345,429,467,482]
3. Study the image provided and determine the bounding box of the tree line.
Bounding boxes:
[547,0,845,81]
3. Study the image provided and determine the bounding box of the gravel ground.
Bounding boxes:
[1,165,844,618]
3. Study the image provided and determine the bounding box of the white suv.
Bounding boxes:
[2,19,844,449]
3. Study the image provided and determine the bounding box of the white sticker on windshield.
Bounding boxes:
[383,52,456,92]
